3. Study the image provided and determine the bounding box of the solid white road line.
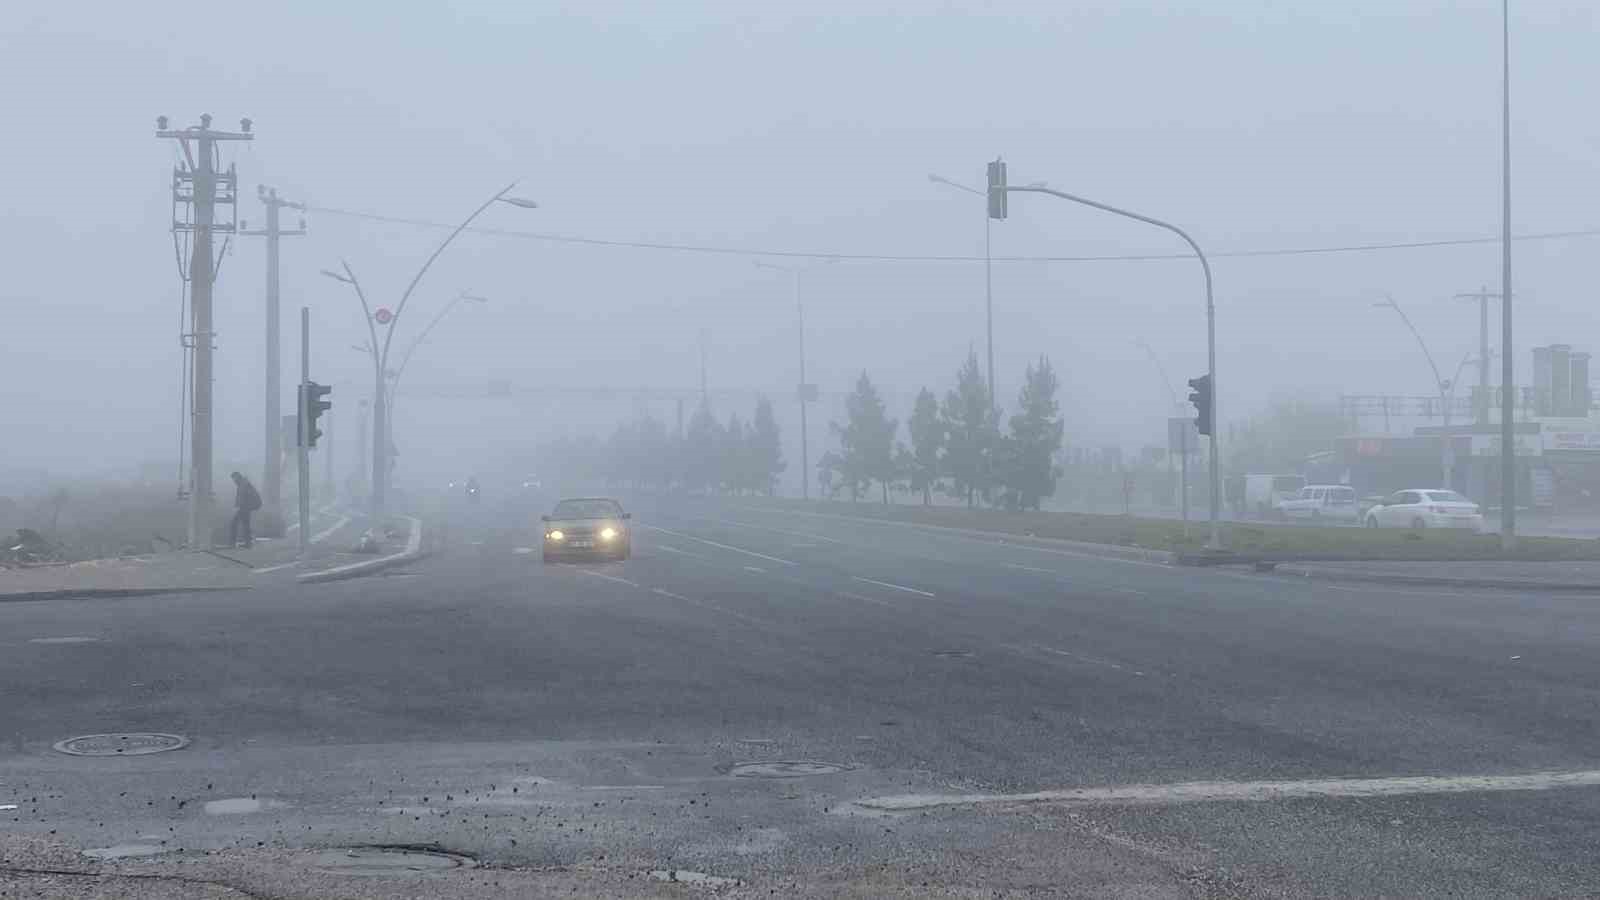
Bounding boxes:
[853,769,1600,813]
[852,576,936,598]
[642,525,798,567]
[579,570,641,588]
[716,519,847,544]
[653,544,708,559]
[837,591,899,609]
[650,588,690,602]
[743,566,767,574]
[1005,563,1057,575]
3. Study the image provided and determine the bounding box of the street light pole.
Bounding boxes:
[321,186,533,519]
[1001,184,1222,549]
[1499,0,1517,549]
[1374,294,1455,488]
[756,260,834,500]
[387,291,489,416]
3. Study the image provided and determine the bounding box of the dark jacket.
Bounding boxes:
[234,477,262,512]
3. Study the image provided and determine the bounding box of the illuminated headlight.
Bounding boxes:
[546,530,564,542]
[599,527,618,541]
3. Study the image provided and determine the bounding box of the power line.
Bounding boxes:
[302,203,1600,264]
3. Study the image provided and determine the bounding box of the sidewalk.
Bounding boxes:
[0,508,378,601]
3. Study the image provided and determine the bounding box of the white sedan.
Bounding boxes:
[1363,489,1485,531]
[1277,485,1361,523]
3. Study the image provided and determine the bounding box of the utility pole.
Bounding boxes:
[241,187,305,532]
[357,399,370,499]
[323,405,335,501]
[1455,287,1505,423]
[699,328,710,408]
[157,114,252,549]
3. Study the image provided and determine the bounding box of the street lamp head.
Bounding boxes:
[498,196,539,209]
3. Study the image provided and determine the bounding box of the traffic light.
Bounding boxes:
[1187,374,1213,436]
[300,381,332,448]
[986,158,1007,220]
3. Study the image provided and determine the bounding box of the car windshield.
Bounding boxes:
[552,499,623,519]
[1424,491,1471,503]
[1329,488,1355,502]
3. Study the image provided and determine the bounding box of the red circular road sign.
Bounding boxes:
[374,307,394,325]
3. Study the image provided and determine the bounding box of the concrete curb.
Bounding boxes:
[296,516,425,584]
[0,585,246,603]
[1272,564,1600,593]
[733,504,1178,565]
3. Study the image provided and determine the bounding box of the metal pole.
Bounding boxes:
[1479,285,1490,421]
[1180,422,1190,538]
[263,194,281,528]
[189,134,216,549]
[984,214,995,416]
[1499,0,1516,548]
[298,307,311,556]
[796,271,810,500]
[1004,184,1222,548]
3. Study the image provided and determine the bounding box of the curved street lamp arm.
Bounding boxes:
[389,292,469,405]
[380,181,517,366]
[1382,293,1447,401]
[340,259,383,380]
[1135,339,1181,410]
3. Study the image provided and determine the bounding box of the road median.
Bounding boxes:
[296,516,425,583]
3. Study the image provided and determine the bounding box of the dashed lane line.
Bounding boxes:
[713,518,848,544]
[837,591,900,609]
[1004,563,1057,575]
[579,570,641,588]
[650,588,690,602]
[852,576,936,598]
[743,566,767,574]
[641,525,798,567]
[852,769,1600,813]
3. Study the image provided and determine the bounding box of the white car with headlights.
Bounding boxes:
[1277,485,1360,523]
[541,497,633,562]
[1363,489,1484,532]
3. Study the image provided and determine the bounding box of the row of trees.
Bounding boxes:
[535,397,786,494]
[818,350,1064,510]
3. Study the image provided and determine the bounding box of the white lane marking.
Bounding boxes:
[852,576,936,598]
[653,544,706,558]
[642,525,797,567]
[743,566,767,574]
[838,591,898,609]
[310,515,351,545]
[1037,646,1126,671]
[651,587,766,626]
[853,769,1600,812]
[252,560,300,574]
[513,547,536,555]
[1005,563,1056,575]
[715,519,847,544]
[579,570,641,588]
[28,636,100,645]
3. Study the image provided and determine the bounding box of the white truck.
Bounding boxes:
[1244,473,1306,518]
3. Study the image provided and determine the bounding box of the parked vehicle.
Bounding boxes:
[1244,473,1307,518]
[1363,489,1484,532]
[1277,485,1360,523]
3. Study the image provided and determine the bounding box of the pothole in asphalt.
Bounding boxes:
[650,869,744,887]
[53,733,190,756]
[723,761,853,778]
[309,845,477,877]
[930,649,975,659]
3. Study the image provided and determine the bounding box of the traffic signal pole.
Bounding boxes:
[298,307,311,557]
[990,160,1221,548]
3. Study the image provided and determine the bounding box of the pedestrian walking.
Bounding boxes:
[230,471,261,548]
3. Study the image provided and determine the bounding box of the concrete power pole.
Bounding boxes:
[156,114,253,549]
[1455,287,1505,423]
[241,187,305,533]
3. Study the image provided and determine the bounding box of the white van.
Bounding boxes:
[1244,473,1306,517]
[1277,484,1360,523]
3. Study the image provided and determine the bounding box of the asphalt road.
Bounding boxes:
[4,492,1600,897]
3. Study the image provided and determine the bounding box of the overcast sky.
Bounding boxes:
[3,1,1597,489]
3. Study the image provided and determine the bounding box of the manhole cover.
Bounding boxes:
[931,649,974,659]
[310,846,475,876]
[725,760,852,778]
[53,733,189,756]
